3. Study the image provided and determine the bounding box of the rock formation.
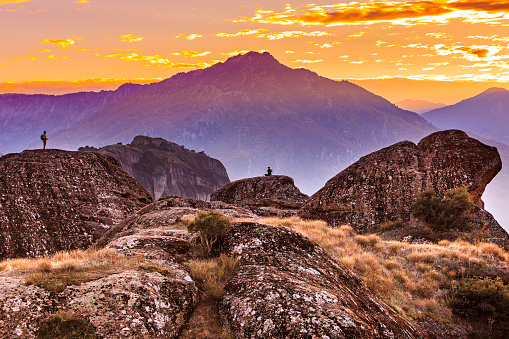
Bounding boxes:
[219,222,421,338]
[0,245,198,338]
[0,149,153,259]
[299,130,505,237]
[94,197,257,248]
[95,135,230,201]
[210,175,308,212]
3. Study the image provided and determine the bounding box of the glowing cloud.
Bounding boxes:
[240,1,509,27]
[174,33,203,40]
[291,59,323,63]
[0,0,32,4]
[75,0,89,3]
[215,29,266,37]
[119,34,144,43]
[41,38,82,49]
[170,51,212,57]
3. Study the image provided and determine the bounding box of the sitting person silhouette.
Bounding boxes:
[265,166,273,176]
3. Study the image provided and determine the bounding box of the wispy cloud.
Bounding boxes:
[291,59,323,63]
[170,50,212,57]
[216,28,332,40]
[75,0,89,3]
[41,38,83,49]
[119,34,144,43]
[239,1,509,27]
[95,52,216,68]
[174,33,203,40]
[0,0,32,4]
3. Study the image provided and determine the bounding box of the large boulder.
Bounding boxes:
[0,149,153,259]
[299,130,505,235]
[96,135,230,200]
[219,222,421,338]
[210,175,308,210]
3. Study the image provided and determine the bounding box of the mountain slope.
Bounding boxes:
[0,83,147,151]
[49,52,435,193]
[422,87,509,144]
[396,99,446,114]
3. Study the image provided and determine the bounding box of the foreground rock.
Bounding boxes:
[95,135,230,200]
[0,149,153,260]
[0,266,197,338]
[211,175,308,215]
[300,130,505,238]
[219,222,421,338]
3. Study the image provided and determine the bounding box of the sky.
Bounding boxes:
[3,0,509,103]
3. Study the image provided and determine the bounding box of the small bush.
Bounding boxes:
[412,187,473,231]
[187,211,233,256]
[37,311,97,339]
[450,278,509,337]
[158,195,181,201]
[187,254,239,299]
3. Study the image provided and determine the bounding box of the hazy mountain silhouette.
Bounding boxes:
[0,83,147,151]
[396,99,446,114]
[422,87,509,144]
[44,52,435,192]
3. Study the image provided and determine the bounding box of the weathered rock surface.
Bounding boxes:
[0,267,198,338]
[299,130,505,236]
[96,135,230,201]
[211,175,308,211]
[219,222,422,338]
[0,149,153,259]
[94,197,257,248]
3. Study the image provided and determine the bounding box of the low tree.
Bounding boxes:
[412,187,473,231]
[187,211,233,256]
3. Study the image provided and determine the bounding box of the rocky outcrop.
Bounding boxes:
[210,175,308,211]
[0,262,198,338]
[96,135,230,201]
[94,197,257,248]
[299,130,505,236]
[0,149,153,259]
[219,222,421,338]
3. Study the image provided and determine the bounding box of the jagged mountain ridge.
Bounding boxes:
[95,135,230,201]
[0,83,147,151]
[48,52,436,193]
[422,87,509,144]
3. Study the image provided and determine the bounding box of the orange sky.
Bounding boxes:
[3,0,509,103]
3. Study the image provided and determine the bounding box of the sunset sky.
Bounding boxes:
[3,0,509,103]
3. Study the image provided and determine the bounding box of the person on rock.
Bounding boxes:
[41,131,48,150]
[265,166,273,176]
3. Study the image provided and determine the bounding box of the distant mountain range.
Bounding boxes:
[14,52,433,193]
[396,99,446,114]
[422,87,509,144]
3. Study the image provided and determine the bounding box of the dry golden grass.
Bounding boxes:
[260,216,509,323]
[187,253,239,300]
[0,248,171,292]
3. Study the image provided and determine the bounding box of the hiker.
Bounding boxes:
[265,166,273,176]
[41,131,47,150]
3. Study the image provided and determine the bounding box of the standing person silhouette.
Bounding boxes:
[41,131,48,150]
[265,166,273,176]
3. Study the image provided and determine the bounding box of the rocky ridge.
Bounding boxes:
[96,135,230,200]
[0,149,153,260]
[299,130,505,238]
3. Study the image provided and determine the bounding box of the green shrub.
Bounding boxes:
[158,195,181,201]
[412,187,473,231]
[187,211,233,256]
[37,311,97,339]
[450,278,509,337]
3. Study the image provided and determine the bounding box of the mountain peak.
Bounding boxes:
[223,51,280,67]
[481,87,508,95]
